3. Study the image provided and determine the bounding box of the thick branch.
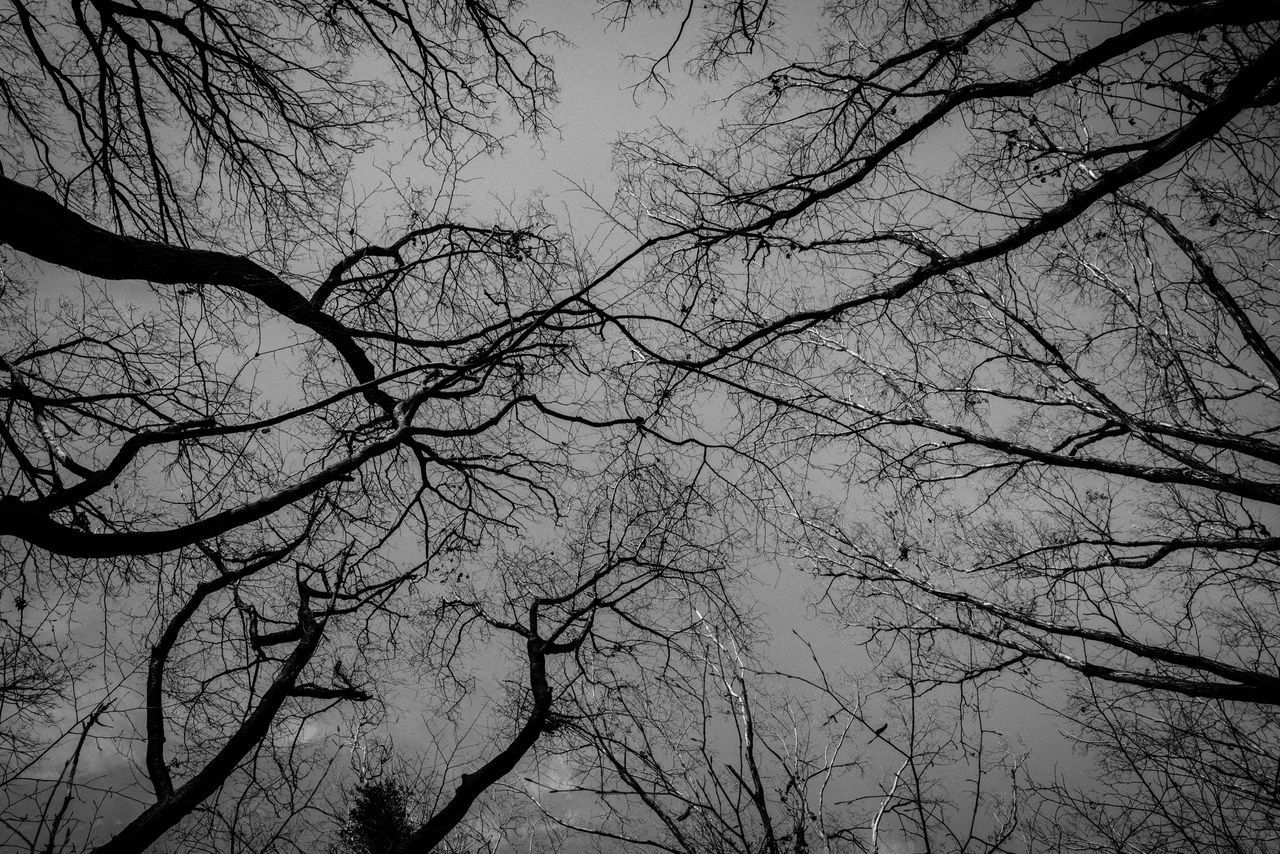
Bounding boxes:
[145,537,312,800]
[0,428,406,557]
[730,1,1279,236]
[93,604,327,854]
[396,634,563,852]
[0,174,395,413]
[700,31,1280,364]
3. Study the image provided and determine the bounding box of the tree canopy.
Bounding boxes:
[2,1,1278,852]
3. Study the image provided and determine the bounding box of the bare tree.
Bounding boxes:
[395,455,742,850]
[601,1,1280,851]
[6,1,1280,851]
[0,0,556,242]
[0,1,658,850]
[523,622,1026,854]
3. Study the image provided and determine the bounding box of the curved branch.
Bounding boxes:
[0,174,395,413]
[698,31,1280,363]
[397,630,577,852]
[93,600,328,854]
[0,427,407,557]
